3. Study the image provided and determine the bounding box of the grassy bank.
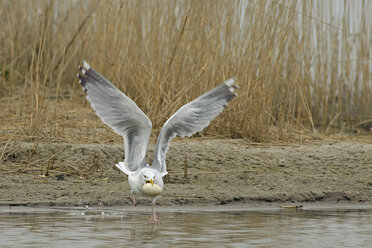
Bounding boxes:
[0,0,371,146]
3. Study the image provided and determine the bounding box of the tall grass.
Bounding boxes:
[0,0,371,144]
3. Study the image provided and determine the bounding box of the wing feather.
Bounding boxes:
[152,78,238,175]
[77,61,152,174]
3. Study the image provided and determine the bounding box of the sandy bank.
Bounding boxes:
[1,139,371,207]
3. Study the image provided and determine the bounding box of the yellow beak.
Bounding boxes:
[150,178,154,185]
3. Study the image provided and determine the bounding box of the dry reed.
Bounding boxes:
[0,0,371,148]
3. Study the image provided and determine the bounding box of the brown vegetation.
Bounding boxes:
[1,0,371,147]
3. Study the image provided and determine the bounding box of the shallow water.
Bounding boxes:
[1,205,372,247]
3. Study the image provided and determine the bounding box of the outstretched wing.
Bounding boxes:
[152,78,238,176]
[77,61,152,174]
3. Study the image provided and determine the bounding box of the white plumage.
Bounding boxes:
[77,61,238,223]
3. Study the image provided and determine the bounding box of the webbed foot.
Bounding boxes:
[148,216,160,224]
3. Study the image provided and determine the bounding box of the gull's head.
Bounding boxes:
[142,170,156,185]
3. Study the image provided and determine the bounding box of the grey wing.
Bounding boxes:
[77,61,152,174]
[152,78,238,175]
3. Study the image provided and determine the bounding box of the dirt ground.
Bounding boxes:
[1,139,372,207]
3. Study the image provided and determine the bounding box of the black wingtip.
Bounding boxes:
[78,62,89,75]
[77,70,88,93]
[82,60,91,70]
[224,78,238,97]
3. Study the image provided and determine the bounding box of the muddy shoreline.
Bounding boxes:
[1,139,372,207]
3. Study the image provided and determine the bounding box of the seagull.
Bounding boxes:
[77,61,238,223]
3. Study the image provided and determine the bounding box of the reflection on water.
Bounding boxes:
[1,206,372,247]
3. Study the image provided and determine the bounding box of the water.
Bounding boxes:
[1,205,371,248]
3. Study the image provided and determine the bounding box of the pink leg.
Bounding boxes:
[131,194,137,207]
[148,202,160,223]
